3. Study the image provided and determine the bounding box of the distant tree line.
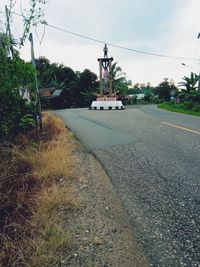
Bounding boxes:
[127,75,200,112]
[36,57,130,109]
[35,57,99,108]
[2,0,199,141]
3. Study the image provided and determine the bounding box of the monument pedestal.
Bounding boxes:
[90,45,124,110]
[90,97,124,110]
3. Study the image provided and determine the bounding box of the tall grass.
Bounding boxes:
[0,113,77,267]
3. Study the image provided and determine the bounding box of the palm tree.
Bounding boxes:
[178,72,198,92]
[110,62,128,95]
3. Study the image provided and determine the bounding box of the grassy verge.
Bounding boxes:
[0,113,78,267]
[158,102,200,117]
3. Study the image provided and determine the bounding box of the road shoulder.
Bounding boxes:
[61,139,149,267]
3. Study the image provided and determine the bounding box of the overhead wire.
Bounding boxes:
[34,22,46,56]
[0,10,199,61]
[46,23,197,61]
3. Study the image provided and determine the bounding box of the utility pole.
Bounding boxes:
[29,33,42,132]
[197,33,200,90]
[5,5,14,58]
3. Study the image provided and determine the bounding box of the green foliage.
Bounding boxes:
[0,0,47,142]
[110,62,128,97]
[128,88,142,94]
[19,114,36,131]
[154,78,177,101]
[177,90,200,104]
[0,46,35,141]
[35,57,99,108]
[20,0,47,45]
[192,104,200,112]
[143,93,154,103]
[160,85,200,116]
[158,102,200,117]
[178,72,199,92]
[35,57,54,88]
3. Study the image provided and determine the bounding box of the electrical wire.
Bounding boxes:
[1,11,199,61]
[46,23,197,61]
[34,23,46,56]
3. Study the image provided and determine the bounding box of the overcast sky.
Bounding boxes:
[1,0,200,85]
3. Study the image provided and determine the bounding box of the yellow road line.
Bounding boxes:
[161,121,200,135]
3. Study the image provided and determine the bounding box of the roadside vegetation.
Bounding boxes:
[126,76,200,116]
[0,3,77,266]
[158,102,200,116]
[0,2,130,265]
[156,74,200,116]
[37,57,129,109]
[0,112,77,267]
[1,1,199,264]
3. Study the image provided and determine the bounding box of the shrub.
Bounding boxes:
[0,50,35,142]
[192,104,200,112]
[182,101,193,110]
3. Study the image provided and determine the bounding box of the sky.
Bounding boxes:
[1,0,200,86]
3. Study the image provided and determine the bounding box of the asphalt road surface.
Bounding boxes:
[55,105,200,267]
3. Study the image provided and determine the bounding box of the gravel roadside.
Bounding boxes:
[61,140,149,267]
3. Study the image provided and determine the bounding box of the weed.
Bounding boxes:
[0,112,77,266]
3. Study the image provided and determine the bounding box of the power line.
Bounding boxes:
[1,10,199,61]
[46,23,197,61]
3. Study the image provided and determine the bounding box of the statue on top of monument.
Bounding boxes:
[103,44,108,58]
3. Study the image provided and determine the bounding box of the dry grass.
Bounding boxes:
[23,141,73,183]
[20,183,78,267]
[0,112,77,267]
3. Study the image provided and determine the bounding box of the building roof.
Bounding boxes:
[51,89,63,98]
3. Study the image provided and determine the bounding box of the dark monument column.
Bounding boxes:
[98,59,103,96]
[109,59,112,95]
[90,44,124,110]
[97,44,113,96]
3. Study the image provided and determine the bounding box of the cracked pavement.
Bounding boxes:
[55,105,200,267]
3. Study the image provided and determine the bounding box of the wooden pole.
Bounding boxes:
[99,60,103,96]
[29,33,42,132]
[109,59,112,95]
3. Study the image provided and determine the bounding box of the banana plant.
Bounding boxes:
[178,72,199,92]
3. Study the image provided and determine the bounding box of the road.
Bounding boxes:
[55,105,200,267]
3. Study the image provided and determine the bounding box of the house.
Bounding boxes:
[128,93,145,100]
[50,89,67,109]
[40,87,56,98]
[39,88,56,109]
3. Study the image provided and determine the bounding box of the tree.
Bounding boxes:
[0,46,35,140]
[35,58,99,108]
[178,72,199,93]
[111,62,128,97]
[154,78,177,101]
[78,69,98,92]
[75,69,98,107]
[35,57,54,88]
[0,0,46,141]
[0,32,18,56]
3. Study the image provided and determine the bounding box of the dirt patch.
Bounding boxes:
[61,141,149,267]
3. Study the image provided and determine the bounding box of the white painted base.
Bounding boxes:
[90,100,124,110]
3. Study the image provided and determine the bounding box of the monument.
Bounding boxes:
[90,44,124,110]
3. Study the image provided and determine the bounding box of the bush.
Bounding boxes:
[154,98,164,104]
[0,91,35,141]
[0,50,35,141]
[192,104,200,112]
[182,101,193,110]
[192,91,200,103]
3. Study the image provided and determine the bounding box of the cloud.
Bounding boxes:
[1,0,200,86]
